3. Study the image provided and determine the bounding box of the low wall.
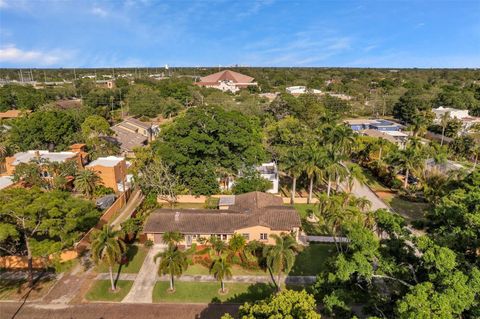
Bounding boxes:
[157,194,223,204]
[75,192,127,253]
[282,197,318,204]
[0,249,78,269]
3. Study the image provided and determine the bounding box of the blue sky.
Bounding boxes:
[0,0,479,68]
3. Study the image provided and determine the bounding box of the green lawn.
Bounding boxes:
[387,196,430,221]
[289,244,334,276]
[293,204,316,218]
[96,245,148,274]
[184,263,266,276]
[360,168,391,192]
[85,280,133,302]
[152,281,276,303]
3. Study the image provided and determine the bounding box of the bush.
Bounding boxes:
[144,239,154,248]
[204,196,219,209]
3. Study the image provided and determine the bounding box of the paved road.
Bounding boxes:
[0,302,239,319]
[111,189,144,229]
[340,179,391,211]
[122,245,165,303]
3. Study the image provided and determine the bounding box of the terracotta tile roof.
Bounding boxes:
[228,191,284,212]
[199,70,255,84]
[0,109,30,119]
[144,192,301,234]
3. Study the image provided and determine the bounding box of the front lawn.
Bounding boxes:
[289,244,333,276]
[96,245,148,274]
[386,196,429,222]
[85,280,133,302]
[184,263,266,276]
[152,281,275,303]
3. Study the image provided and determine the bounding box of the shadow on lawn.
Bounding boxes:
[221,282,276,304]
[195,303,240,319]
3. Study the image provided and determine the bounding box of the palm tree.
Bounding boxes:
[228,233,246,261]
[325,148,348,196]
[210,257,232,293]
[376,137,389,162]
[155,246,188,292]
[331,125,355,157]
[162,231,183,248]
[208,236,228,257]
[345,163,367,194]
[263,234,300,291]
[409,115,428,137]
[90,225,126,291]
[74,169,101,198]
[439,111,450,146]
[303,144,326,204]
[390,146,424,189]
[281,149,304,204]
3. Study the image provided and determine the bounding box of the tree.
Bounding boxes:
[9,110,80,151]
[232,168,272,194]
[439,111,450,146]
[90,225,126,291]
[81,115,111,140]
[345,162,367,194]
[375,137,390,162]
[126,85,163,118]
[74,169,101,198]
[0,84,47,111]
[162,231,183,249]
[228,233,246,261]
[155,106,265,194]
[281,149,304,204]
[389,146,425,189]
[210,257,232,293]
[133,159,181,207]
[12,162,46,188]
[303,144,326,204]
[155,246,188,292]
[263,234,300,291]
[393,89,431,124]
[0,188,100,287]
[222,289,321,319]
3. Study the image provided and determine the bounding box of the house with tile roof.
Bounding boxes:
[110,117,159,157]
[143,191,301,246]
[195,70,258,93]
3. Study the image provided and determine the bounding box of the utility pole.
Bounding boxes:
[43,70,47,83]
[73,68,77,80]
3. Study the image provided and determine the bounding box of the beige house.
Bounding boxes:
[195,70,258,93]
[143,192,302,246]
[85,156,128,193]
[110,117,159,157]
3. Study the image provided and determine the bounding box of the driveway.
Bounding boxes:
[340,179,391,211]
[111,189,144,229]
[122,245,165,303]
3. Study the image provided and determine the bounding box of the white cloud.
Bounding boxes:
[0,44,72,66]
[0,0,8,8]
[92,6,108,17]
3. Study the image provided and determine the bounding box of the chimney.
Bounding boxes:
[174,211,180,222]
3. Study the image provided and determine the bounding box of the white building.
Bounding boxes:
[432,107,470,121]
[256,162,279,194]
[286,86,322,95]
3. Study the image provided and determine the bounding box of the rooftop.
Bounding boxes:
[360,129,398,144]
[86,156,125,167]
[0,176,14,190]
[198,70,255,84]
[10,150,78,166]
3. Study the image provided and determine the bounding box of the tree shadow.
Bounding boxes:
[223,282,276,304]
[194,303,240,319]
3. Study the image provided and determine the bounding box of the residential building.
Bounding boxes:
[195,70,257,93]
[219,162,280,194]
[0,109,31,120]
[360,129,408,149]
[286,86,322,95]
[4,145,86,175]
[425,158,465,174]
[345,119,403,131]
[143,191,301,246]
[110,117,159,157]
[432,107,480,133]
[0,176,14,190]
[85,156,129,192]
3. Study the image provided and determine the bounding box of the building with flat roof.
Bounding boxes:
[144,192,301,247]
[85,156,129,192]
[344,119,402,131]
[0,176,14,190]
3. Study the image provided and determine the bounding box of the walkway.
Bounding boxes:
[43,264,94,305]
[111,189,144,229]
[340,179,391,211]
[122,245,165,303]
[97,273,316,285]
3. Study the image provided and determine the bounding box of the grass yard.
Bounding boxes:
[360,168,391,192]
[85,280,133,302]
[152,281,275,303]
[96,245,148,274]
[289,244,334,276]
[184,263,267,276]
[386,196,430,222]
[293,204,316,218]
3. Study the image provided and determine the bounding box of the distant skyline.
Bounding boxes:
[0,0,479,68]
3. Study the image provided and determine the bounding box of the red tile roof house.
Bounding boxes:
[195,70,258,93]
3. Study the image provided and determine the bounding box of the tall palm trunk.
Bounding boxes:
[378,146,383,162]
[307,177,313,204]
[277,273,282,292]
[290,175,296,204]
[109,266,115,291]
[474,153,478,170]
[170,274,174,291]
[335,175,340,191]
[327,176,332,197]
[221,280,225,293]
[404,168,409,189]
[441,126,446,146]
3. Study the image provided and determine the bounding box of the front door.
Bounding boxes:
[185,235,192,247]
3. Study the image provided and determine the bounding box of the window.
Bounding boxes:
[242,233,250,240]
[260,233,268,241]
[222,234,227,240]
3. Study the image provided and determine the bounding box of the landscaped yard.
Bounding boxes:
[85,280,133,302]
[96,245,148,274]
[152,281,276,303]
[289,243,333,276]
[387,196,430,221]
[360,168,391,192]
[183,263,267,276]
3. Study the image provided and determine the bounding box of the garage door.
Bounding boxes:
[153,234,163,244]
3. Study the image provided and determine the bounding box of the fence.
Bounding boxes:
[75,192,127,253]
[158,194,317,205]
[0,250,78,269]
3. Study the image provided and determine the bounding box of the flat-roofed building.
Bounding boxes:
[85,156,129,192]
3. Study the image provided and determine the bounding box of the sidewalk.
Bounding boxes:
[111,189,144,229]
